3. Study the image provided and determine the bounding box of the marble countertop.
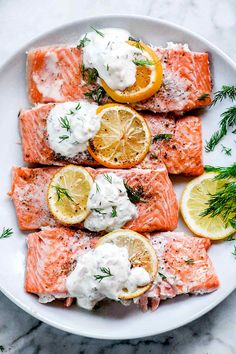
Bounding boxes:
[0,0,236,353]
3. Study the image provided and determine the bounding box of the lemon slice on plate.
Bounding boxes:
[47,165,93,225]
[96,229,158,299]
[180,172,235,240]
[88,103,151,168]
[102,40,162,103]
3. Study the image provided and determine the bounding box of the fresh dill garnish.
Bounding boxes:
[133,59,154,66]
[59,135,69,143]
[197,93,210,101]
[184,259,195,265]
[75,102,81,110]
[210,85,236,107]
[111,206,117,218]
[84,87,106,104]
[226,235,235,241]
[221,144,232,156]
[53,185,74,202]
[204,164,236,180]
[94,267,113,282]
[90,26,104,37]
[103,174,112,183]
[128,37,144,52]
[81,64,85,79]
[93,208,106,215]
[106,64,109,71]
[200,182,236,229]
[153,134,173,142]
[124,183,145,203]
[158,272,167,280]
[96,183,100,193]
[232,246,236,258]
[232,129,236,134]
[59,116,71,132]
[87,68,98,85]
[77,34,91,49]
[0,227,13,239]
[205,106,236,152]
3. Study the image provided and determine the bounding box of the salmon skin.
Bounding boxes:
[9,165,178,232]
[19,104,203,176]
[136,232,220,312]
[27,45,211,113]
[25,228,219,309]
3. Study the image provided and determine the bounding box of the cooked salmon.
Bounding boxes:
[19,104,203,176]
[25,228,219,309]
[27,45,211,113]
[9,165,178,232]
[136,232,220,312]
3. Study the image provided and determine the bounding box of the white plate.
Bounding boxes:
[0,15,235,340]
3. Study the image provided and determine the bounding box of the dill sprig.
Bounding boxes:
[221,145,232,156]
[94,267,113,282]
[133,59,154,66]
[185,259,195,265]
[84,87,106,104]
[59,135,69,143]
[205,106,236,152]
[93,208,106,215]
[77,34,91,49]
[204,163,236,180]
[87,68,98,85]
[95,183,100,193]
[153,134,173,142]
[197,93,210,101]
[158,272,167,280]
[90,26,104,37]
[232,246,236,258]
[200,182,236,228]
[226,235,235,241]
[103,174,112,183]
[53,185,74,202]
[211,85,236,107]
[111,206,117,218]
[59,116,70,132]
[124,183,145,203]
[0,227,13,239]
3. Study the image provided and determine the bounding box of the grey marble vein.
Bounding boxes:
[0,0,236,353]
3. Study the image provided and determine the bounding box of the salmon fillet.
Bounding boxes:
[25,228,219,309]
[27,45,211,113]
[19,104,203,176]
[136,232,220,312]
[9,165,178,232]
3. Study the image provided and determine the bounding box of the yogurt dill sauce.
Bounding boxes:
[84,173,137,232]
[80,28,145,90]
[66,243,150,310]
[47,100,100,157]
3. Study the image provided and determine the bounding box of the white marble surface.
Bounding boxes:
[0,0,236,353]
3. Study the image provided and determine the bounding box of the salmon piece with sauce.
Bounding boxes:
[19,104,203,176]
[27,45,211,113]
[136,232,220,312]
[9,165,178,232]
[25,228,219,309]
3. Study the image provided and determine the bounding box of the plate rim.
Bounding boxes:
[0,14,236,340]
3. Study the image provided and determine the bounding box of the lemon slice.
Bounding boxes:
[96,229,158,299]
[102,40,162,103]
[88,104,151,168]
[180,172,235,240]
[47,165,93,225]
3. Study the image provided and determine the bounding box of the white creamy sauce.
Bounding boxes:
[80,28,145,91]
[84,173,137,232]
[46,100,100,157]
[33,52,63,100]
[166,42,190,51]
[66,243,150,310]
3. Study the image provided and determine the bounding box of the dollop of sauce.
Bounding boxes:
[84,173,137,232]
[80,28,144,91]
[47,100,100,157]
[66,243,150,310]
